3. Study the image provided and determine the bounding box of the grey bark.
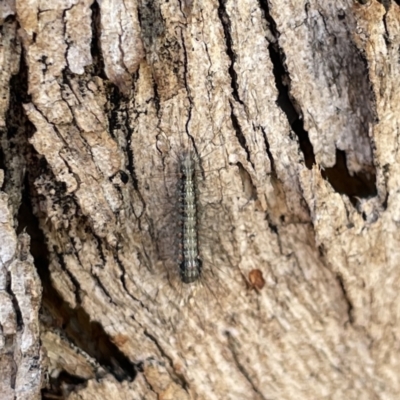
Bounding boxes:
[1,0,399,399]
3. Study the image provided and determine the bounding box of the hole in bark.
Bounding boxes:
[3,15,15,24]
[337,9,346,20]
[260,1,378,202]
[321,150,377,201]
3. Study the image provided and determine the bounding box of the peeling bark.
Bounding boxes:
[1,0,400,399]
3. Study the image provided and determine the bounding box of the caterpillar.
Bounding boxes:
[129,109,255,325]
[178,150,202,284]
[131,129,225,312]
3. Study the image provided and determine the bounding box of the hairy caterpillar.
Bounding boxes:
[150,132,219,288]
[130,109,254,325]
[178,150,202,284]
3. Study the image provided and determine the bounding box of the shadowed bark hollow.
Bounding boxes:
[1,1,400,399]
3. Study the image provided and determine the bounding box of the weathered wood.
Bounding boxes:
[0,205,43,399]
[1,0,400,399]
[0,11,44,400]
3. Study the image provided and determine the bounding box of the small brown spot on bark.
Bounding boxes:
[248,269,265,291]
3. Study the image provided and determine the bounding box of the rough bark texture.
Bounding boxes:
[1,0,400,399]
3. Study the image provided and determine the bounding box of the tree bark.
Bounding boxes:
[1,0,399,399]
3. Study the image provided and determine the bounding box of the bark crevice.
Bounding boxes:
[217,0,244,106]
[1,46,32,211]
[6,270,24,330]
[321,150,377,203]
[229,103,253,168]
[336,273,354,325]
[261,1,378,206]
[89,1,107,79]
[259,0,316,171]
[18,163,137,395]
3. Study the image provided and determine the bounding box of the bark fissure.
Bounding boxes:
[1,47,31,208]
[54,249,81,304]
[268,45,316,171]
[381,8,391,47]
[229,103,254,170]
[217,0,244,106]
[260,1,379,206]
[122,96,139,190]
[336,273,354,325]
[89,1,107,78]
[18,166,137,388]
[49,305,137,382]
[6,271,24,331]
[117,16,130,77]
[92,274,118,306]
[92,232,107,265]
[113,251,145,307]
[260,126,277,178]
[259,1,316,170]
[62,4,75,70]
